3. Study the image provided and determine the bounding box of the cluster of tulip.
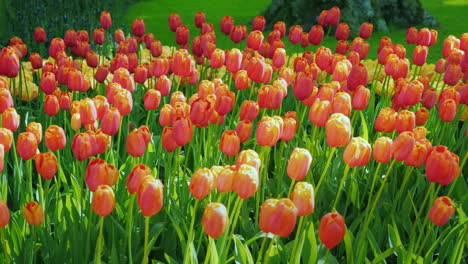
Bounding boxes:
[0,5,466,263]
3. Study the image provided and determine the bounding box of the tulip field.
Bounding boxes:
[0,6,468,264]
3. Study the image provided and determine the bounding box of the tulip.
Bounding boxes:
[335,40,349,55]
[173,117,193,146]
[392,131,415,161]
[316,46,332,71]
[72,132,97,161]
[318,10,329,27]
[210,48,225,69]
[287,148,312,181]
[100,11,112,29]
[92,185,115,217]
[29,53,43,69]
[0,88,13,113]
[236,149,261,172]
[281,117,297,142]
[219,130,240,157]
[131,18,145,37]
[173,50,194,77]
[288,25,303,44]
[23,201,44,226]
[247,30,264,51]
[175,25,189,46]
[335,23,349,41]
[35,152,58,180]
[413,108,429,126]
[93,28,105,45]
[347,63,368,91]
[417,28,431,46]
[189,168,214,200]
[0,145,4,173]
[395,110,415,134]
[137,176,164,216]
[326,113,351,147]
[332,92,352,116]
[230,25,247,43]
[319,212,346,249]
[359,22,373,39]
[412,45,428,66]
[126,127,150,157]
[374,108,397,133]
[17,132,38,161]
[404,141,428,167]
[202,203,229,239]
[291,182,314,216]
[259,198,298,237]
[85,158,117,191]
[343,137,372,168]
[233,164,259,199]
[220,16,234,35]
[425,146,460,185]
[373,137,393,163]
[126,164,151,194]
[0,200,9,227]
[308,25,324,45]
[0,128,13,153]
[216,166,236,193]
[438,99,457,122]
[34,27,46,43]
[443,63,461,86]
[0,47,19,78]
[428,196,455,226]
[256,116,281,147]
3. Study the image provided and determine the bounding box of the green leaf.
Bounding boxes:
[344,230,355,264]
[233,235,254,264]
[302,221,317,264]
[387,221,406,260]
[207,237,219,263]
[359,111,369,141]
[372,245,401,264]
[164,253,179,264]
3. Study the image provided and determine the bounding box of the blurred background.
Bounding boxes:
[0,0,467,63]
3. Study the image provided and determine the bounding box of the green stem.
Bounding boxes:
[184,200,200,264]
[255,236,268,264]
[288,179,295,197]
[203,238,213,264]
[315,147,336,193]
[290,216,305,263]
[221,198,244,263]
[332,165,351,210]
[416,223,436,256]
[127,195,136,264]
[263,236,276,264]
[142,216,150,264]
[95,216,105,264]
[1,229,9,264]
[27,159,33,201]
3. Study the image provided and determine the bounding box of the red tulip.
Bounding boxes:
[92,185,115,217]
[319,212,346,249]
[335,23,349,40]
[308,25,324,46]
[202,203,229,239]
[0,88,13,113]
[100,11,112,29]
[29,53,43,69]
[425,146,460,185]
[137,176,164,216]
[259,198,298,237]
[252,16,266,32]
[0,47,19,78]
[23,201,44,225]
[428,196,455,226]
[189,168,214,200]
[392,131,415,161]
[0,200,9,227]
[34,27,47,43]
[220,16,234,35]
[219,130,240,157]
[359,22,373,39]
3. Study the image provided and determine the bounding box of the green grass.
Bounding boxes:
[124,0,467,64]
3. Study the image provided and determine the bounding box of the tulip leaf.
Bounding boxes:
[387,221,406,260]
[302,221,317,264]
[233,234,254,264]
[164,253,179,264]
[371,245,401,264]
[344,229,355,264]
[207,237,219,263]
[359,111,369,141]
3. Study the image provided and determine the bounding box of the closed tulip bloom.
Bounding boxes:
[85,158,116,191]
[308,25,324,46]
[94,65,109,83]
[247,30,264,50]
[93,28,105,45]
[0,128,13,152]
[35,152,58,180]
[168,13,182,32]
[236,149,261,172]
[319,212,346,249]
[143,89,161,111]
[373,137,393,163]
[44,125,66,151]
[318,10,329,27]
[133,65,148,84]
[374,108,397,133]
[326,113,351,147]
[127,164,151,194]
[100,11,112,29]
[72,132,97,161]
[23,201,44,226]
[332,92,352,116]
[2,108,19,132]
[17,132,38,161]
[40,71,57,95]
[347,63,368,91]
[220,16,234,35]
[43,95,60,117]
[288,25,303,44]
[392,131,415,161]
[173,117,193,146]
[202,203,229,239]
[216,166,236,193]
[126,128,149,157]
[343,137,372,168]
[114,88,133,116]
[34,27,47,43]
[404,141,428,167]
[219,130,240,157]
[292,72,314,101]
[414,108,429,126]
[0,88,13,113]
[0,145,4,173]
[189,168,214,200]
[281,117,297,142]
[309,99,331,127]
[154,75,171,96]
[233,164,259,199]
[417,28,431,46]
[64,29,77,47]
[316,46,332,71]
[161,127,178,152]
[0,46,19,78]
[335,40,349,55]
[173,50,194,77]
[421,88,437,109]
[100,107,121,136]
[210,48,225,68]
[413,46,428,66]
[426,146,460,185]
[287,148,312,181]
[25,123,42,145]
[78,98,96,125]
[256,116,281,147]
[137,176,164,216]
[429,29,438,46]
[291,182,314,216]
[234,70,250,90]
[438,99,457,122]
[335,23,350,41]
[175,25,190,45]
[351,85,370,110]
[235,120,253,143]
[359,22,373,39]
[0,200,9,227]
[29,53,43,69]
[239,100,259,121]
[326,6,340,26]
[49,38,66,59]
[246,57,265,83]
[405,27,418,44]
[131,18,145,37]
[395,110,415,134]
[259,198,298,237]
[443,64,461,86]
[225,48,242,73]
[230,25,247,43]
[92,185,115,217]
[428,196,455,226]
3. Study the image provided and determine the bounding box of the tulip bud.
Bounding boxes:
[308,25,324,46]
[425,146,460,185]
[256,116,281,147]
[335,23,349,40]
[373,137,393,163]
[233,164,259,199]
[23,201,44,226]
[137,176,164,216]
[289,25,303,44]
[343,137,372,168]
[35,152,58,180]
[392,131,415,161]
[17,132,38,161]
[287,148,312,181]
[319,212,346,249]
[259,198,298,237]
[189,168,214,200]
[291,182,315,216]
[219,130,240,157]
[0,200,9,227]
[216,166,236,193]
[359,22,373,39]
[92,185,115,217]
[202,203,229,238]
[326,113,351,147]
[100,11,112,29]
[428,196,455,226]
[415,108,429,126]
[412,46,428,66]
[438,99,458,122]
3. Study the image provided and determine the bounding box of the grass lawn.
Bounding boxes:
[124,0,467,64]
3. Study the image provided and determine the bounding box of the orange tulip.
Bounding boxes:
[29,53,43,69]
[236,150,261,172]
[0,128,13,153]
[291,182,315,216]
[92,185,115,217]
[161,127,178,152]
[0,144,3,173]
[247,31,264,51]
[234,70,250,90]
[287,148,312,181]
[256,116,281,147]
[173,50,194,78]
[373,137,393,163]
[232,164,259,199]
[359,22,373,39]
[2,108,20,132]
[428,196,455,226]
[239,100,259,121]
[173,117,193,146]
[425,146,460,185]
[281,117,297,142]
[127,164,151,194]
[17,132,38,161]
[0,200,9,227]
[202,203,229,239]
[126,127,150,158]
[93,28,105,45]
[137,176,164,216]
[395,110,415,134]
[219,130,240,157]
[374,108,397,133]
[326,113,351,148]
[259,198,298,237]
[34,27,47,43]
[114,88,133,116]
[252,15,266,31]
[417,28,431,46]
[438,99,457,122]
[392,131,415,161]
[43,125,65,151]
[343,137,372,168]
[72,132,97,161]
[309,99,331,127]
[85,158,118,192]
[189,168,214,200]
[35,152,58,180]
[332,92,352,116]
[412,45,428,66]
[415,108,429,126]
[23,201,44,226]
[216,166,236,193]
[404,141,428,167]
[319,212,346,249]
